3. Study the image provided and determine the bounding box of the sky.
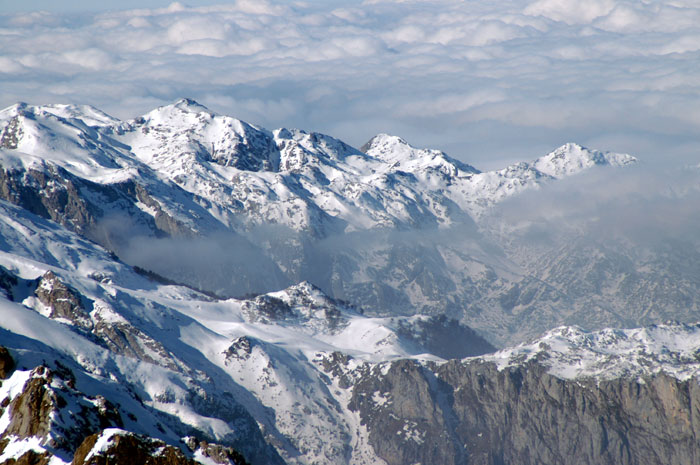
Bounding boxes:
[0,0,699,168]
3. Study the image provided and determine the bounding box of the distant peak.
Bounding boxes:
[362,133,480,174]
[172,98,210,112]
[550,142,589,156]
[360,133,407,153]
[137,98,215,124]
[5,102,28,112]
[0,102,30,118]
[533,142,637,178]
[289,280,324,293]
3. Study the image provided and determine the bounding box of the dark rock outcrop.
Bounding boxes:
[92,320,179,371]
[243,295,293,322]
[223,336,255,362]
[3,366,55,439]
[0,450,52,465]
[35,271,93,330]
[71,430,250,465]
[0,358,254,465]
[184,437,250,465]
[1,364,123,454]
[72,431,196,465]
[0,166,192,254]
[0,347,14,379]
[0,266,19,301]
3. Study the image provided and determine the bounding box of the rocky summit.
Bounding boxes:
[0,100,699,465]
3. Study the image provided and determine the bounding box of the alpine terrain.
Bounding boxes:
[0,100,699,465]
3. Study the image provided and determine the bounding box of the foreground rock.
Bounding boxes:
[0,361,249,465]
[0,347,13,379]
[72,429,248,465]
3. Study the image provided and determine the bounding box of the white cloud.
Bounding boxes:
[0,0,697,167]
[524,0,616,24]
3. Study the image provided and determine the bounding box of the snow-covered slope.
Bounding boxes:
[487,323,700,381]
[1,104,700,465]
[0,99,652,346]
[0,198,496,465]
[2,195,700,465]
[0,100,636,236]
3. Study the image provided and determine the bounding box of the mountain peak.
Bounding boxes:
[141,98,214,122]
[172,97,210,112]
[360,133,407,154]
[0,102,29,116]
[362,133,480,175]
[532,142,637,178]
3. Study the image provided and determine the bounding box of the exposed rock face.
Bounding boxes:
[0,266,19,301]
[0,347,14,379]
[92,319,179,371]
[0,361,251,465]
[0,116,22,149]
[0,365,123,453]
[0,167,99,238]
[0,450,51,465]
[243,295,293,322]
[30,270,183,372]
[223,336,255,362]
[71,430,250,465]
[0,166,192,253]
[72,430,198,465]
[184,437,251,465]
[35,271,93,330]
[3,366,55,440]
[241,281,349,332]
[349,359,700,465]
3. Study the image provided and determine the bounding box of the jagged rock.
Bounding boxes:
[72,430,197,465]
[34,271,185,372]
[4,366,54,439]
[0,450,52,465]
[92,320,179,371]
[116,180,195,238]
[0,266,18,301]
[34,271,93,330]
[183,437,250,465]
[349,359,459,465]
[223,336,255,362]
[0,167,98,238]
[318,352,354,389]
[0,116,22,149]
[0,346,14,379]
[243,295,293,322]
[1,364,123,454]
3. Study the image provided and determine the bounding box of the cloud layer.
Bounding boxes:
[1,0,699,167]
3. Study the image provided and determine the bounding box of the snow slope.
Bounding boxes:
[0,199,481,465]
[0,100,636,236]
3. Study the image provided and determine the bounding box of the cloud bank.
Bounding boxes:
[0,0,698,167]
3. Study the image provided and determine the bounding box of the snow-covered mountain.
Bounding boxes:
[0,197,493,464]
[1,193,700,464]
[2,100,700,464]
[0,100,653,345]
[0,99,635,236]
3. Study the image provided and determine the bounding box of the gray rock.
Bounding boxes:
[350,358,700,465]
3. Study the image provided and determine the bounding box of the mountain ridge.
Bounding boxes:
[8,97,700,465]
